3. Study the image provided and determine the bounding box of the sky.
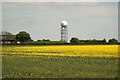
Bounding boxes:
[1,2,118,41]
[1,0,119,2]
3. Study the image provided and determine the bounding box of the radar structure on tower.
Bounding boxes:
[61,21,68,42]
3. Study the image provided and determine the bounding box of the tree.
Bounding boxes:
[102,39,107,43]
[91,39,97,44]
[42,39,50,41]
[70,37,79,43]
[101,38,107,44]
[16,31,32,43]
[46,39,50,41]
[37,40,42,41]
[108,38,118,44]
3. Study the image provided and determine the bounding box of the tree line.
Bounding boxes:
[70,37,118,45]
[2,31,119,45]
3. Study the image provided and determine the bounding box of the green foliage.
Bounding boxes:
[37,39,50,42]
[71,38,108,45]
[23,41,67,45]
[42,39,50,41]
[16,31,32,43]
[108,38,118,44]
[37,40,42,41]
[102,39,107,43]
[70,37,79,43]
[2,41,69,45]
[70,37,108,45]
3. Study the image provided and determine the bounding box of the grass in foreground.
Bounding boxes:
[2,45,119,78]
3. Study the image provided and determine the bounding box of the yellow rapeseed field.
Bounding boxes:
[2,45,119,58]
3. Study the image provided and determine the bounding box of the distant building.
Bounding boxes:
[0,31,16,44]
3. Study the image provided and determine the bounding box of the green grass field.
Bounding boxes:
[2,45,119,78]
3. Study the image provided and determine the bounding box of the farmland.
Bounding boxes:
[2,45,119,78]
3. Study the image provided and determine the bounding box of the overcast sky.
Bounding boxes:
[1,0,119,2]
[2,2,118,41]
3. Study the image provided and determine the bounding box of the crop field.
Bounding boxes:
[2,45,119,78]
